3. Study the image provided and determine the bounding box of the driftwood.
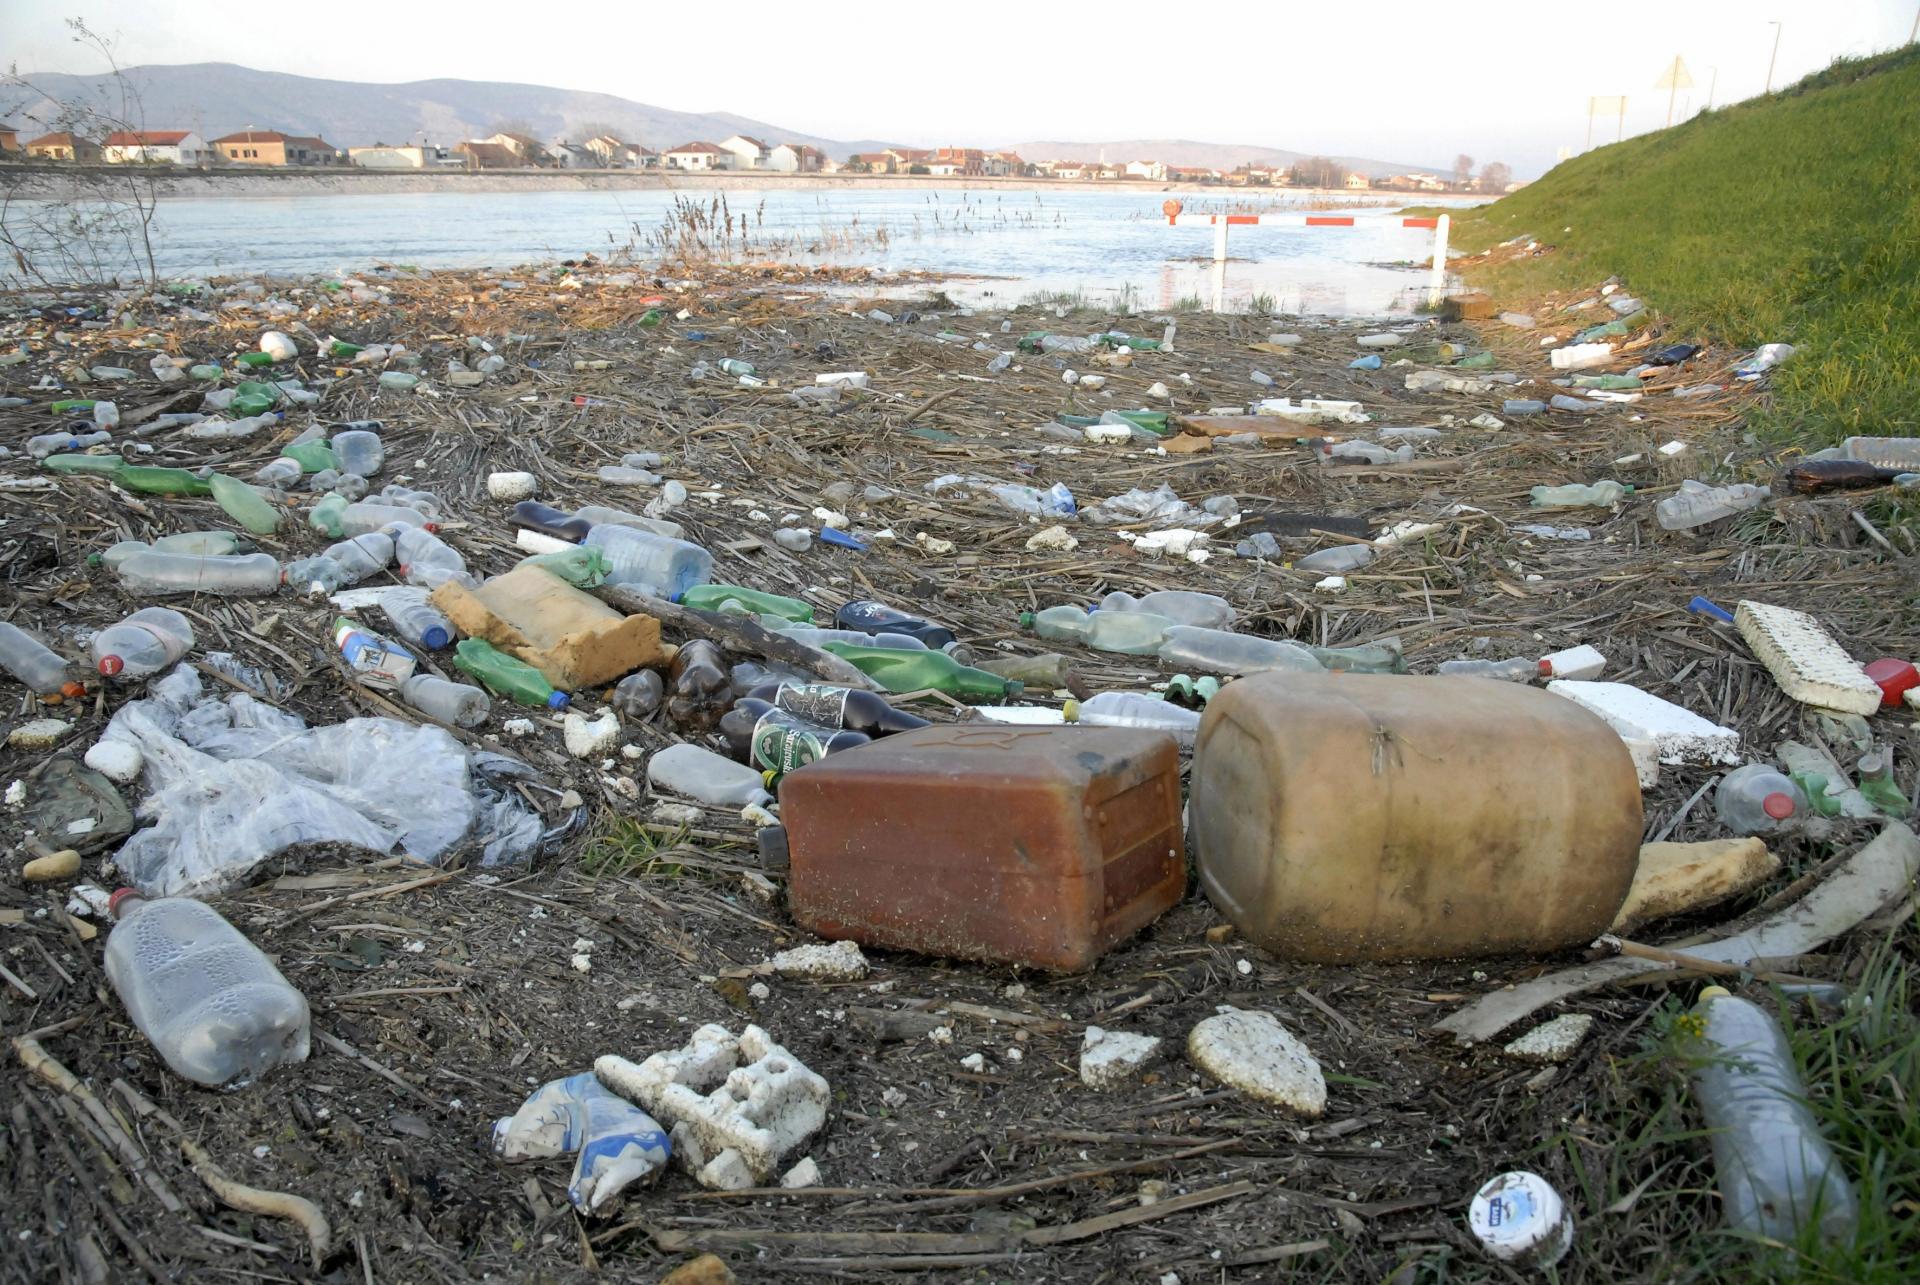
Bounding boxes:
[595,584,880,690]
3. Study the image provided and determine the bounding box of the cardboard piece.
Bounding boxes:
[432,566,666,689]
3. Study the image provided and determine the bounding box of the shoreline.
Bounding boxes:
[1,164,1428,205]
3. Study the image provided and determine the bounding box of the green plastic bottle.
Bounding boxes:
[282,439,338,473]
[1106,409,1169,436]
[189,363,224,381]
[232,380,281,417]
[677,584,814,622]
[329,339,364,358]
[714,359,755,377]
[638,309,664,327]
[49,399,97,413]
[1096,333,1161,351]
[209,474,282,535]
[42,453,126,475]
[112,464,211,496]
[515,546,609,588]
[309,493,348,537]
[821,642,1022,702]
[1453,351,1497,369]
[454,639,569,709]
[1790,772,1842,818]
[236,351,276,368]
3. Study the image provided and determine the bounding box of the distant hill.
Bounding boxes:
[1,62,901,155]
[1002,138,1445,178]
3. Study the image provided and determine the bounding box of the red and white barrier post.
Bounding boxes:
[1163,202,1452,311]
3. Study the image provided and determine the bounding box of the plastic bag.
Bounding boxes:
[492,1072,670,1214]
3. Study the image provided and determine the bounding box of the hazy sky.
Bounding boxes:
[6,0,1915,173]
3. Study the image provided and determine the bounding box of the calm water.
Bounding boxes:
[11,187,1482,316]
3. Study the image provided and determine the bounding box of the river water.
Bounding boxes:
[7,186,1481,316]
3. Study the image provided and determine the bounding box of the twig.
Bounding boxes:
[180,1137,333,1268]
[12,1034,186,1213]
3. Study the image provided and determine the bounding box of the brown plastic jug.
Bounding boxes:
[1190,672,1641,962]
[779,724,1185,971]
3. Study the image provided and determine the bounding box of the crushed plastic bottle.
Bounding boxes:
[331,429,384,477]
[399,674,489,727]
[1098,590,1234,630]
[1295,545,1375,574]
[1439,657,1546,682]
[1156,626,1325,676]
[1656,481,1771,531]
[1530,481,1632,508]
[92,607,194,680]
[117,551,281,597]
[104,891,310,1089]
[646,742,773,808]
[391,526,469,588]
[1023,605,1173,655]
[611,669,665,718]
[0,621,86,700]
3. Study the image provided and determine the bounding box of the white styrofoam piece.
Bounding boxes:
[768,940,869,982]
[1502,1013,1594,1064]
[1546,680,1740,766]
[1735,600,1882,716]
[1541,644,1606,681]
[1079,1027,1164,1090]
[1186,1008,1325,1117]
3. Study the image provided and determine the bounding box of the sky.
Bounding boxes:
[5,0,1916,175]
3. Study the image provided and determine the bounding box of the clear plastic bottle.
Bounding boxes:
[0,621,85,699]
[92,607,194,679]
[646,742,772,808]
[1064,692,1202,746]
[1304,640,1407,673]
[29,430,112,458]
[93,400,120,427]
[1714,764,1807,835]
[155,531,244,556]
[1023,606,1174,655]
[976,652,1074,689]
[382,587,455,649]
[208,473,282,536]
[1439,657,1547,682]
[1655,481,1771,531]
[584,524,714,598]
[391,527,468,589]
[1687,987,1858,1242]
[331,429,384,477]
[116,551,282,596]
[1099,590,1234,629]
[1157,625,1325,676]
[399,674,489,727]
[1295,545,1376,573]
[780,625,926,651]
[611,669,665,718]
[598,465,662,486]
[325,531,396,581]
[573,505,685,541]
[340,501,432,536]
[103,891,311,1089]
[1838,437,1920,470]
[1529,481,1632,507]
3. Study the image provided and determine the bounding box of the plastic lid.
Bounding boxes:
[98,654,124,676]
[422,626,451,650]
[1005,680,1026,698]
[1700,985,1731,1000]
[1017,611,1035,628]
[1467,1171,1570,1265]
[1762,791,1796,820]
[56,681,87,701]
[1535,658,1553,676]
[1061,699,1081,722]
[107,887,144,918]
[545,690,570,709]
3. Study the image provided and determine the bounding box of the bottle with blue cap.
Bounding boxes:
[454,638,569,709]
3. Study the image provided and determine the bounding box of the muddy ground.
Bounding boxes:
[0,259,1914,1283]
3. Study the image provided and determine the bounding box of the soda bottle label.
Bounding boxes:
[751,713,832,775]
[772,682,850,728]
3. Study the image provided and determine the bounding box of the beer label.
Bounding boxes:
[772,682,850,728]
[751,712,831,775]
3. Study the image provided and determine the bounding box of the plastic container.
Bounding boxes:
[1191,672,1642,961]
[0,621,86,699]
[780,725,1185,971]
[832,600,955,648]
[1157,626,1324,676]
[611,669,665,718]
[399,674,489,727]
[331,429,384,477]
[646,742,771,808]
[1687,987,1858,1242]
[1530,481,1631,507]
[1098,590,1234,629]
[1439,657,1546,682]
[1656,481,1770,531]
[1863,658,1919,710]
[1023,605,1173,655]
[585,524,714,598]
[116,551,281,597]
[1714,764,1806,835]
[1839,436,1920,471]
[103,891,310,1088]
[453,638,568,709]
[1064,692,1202,747]
[1467,1171,1573,1269]
[92,607,194,679]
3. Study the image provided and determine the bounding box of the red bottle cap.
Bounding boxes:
[98,654,124,676]
[1862,658,1918,710]
[1536,658,1552,676]
[1763,792,1796,820]
[107,887,143,918]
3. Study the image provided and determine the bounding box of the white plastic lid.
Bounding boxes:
[1468,1170,1572,1265]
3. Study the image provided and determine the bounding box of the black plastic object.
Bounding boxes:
[509,501,591,542]
[833,600,957,649]
[1649,344,1701,366]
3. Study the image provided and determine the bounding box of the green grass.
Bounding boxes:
[1439,44,1920,444]
[581,818,690,879]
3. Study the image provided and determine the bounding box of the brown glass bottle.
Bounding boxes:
[1781,459,1896,494]
[666,638,731,729]
[745,681,930,736]
[720,698,871,771]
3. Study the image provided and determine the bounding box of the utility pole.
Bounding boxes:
[1765,21,1783,94]
[1707,66,1719,110]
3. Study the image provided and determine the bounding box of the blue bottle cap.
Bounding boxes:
[422,625,451,650]
[545,690,570,709]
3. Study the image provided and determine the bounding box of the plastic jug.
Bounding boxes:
[1190,672,1642,961]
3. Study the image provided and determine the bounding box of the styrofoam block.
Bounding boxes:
[768,939,869,982]
[1080,1026,1164,1090]
[1546,680,1740,765]
[599,1023,739,1105]
[1502,1013,1594,1064]
[1186,1008,1325,1117]
[1735,600,1882,716]
[1541,644,1606,681]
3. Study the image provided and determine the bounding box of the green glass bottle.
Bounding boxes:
[1107,409,1169,435]
[209,474,282,535]
[282,439,338,473]
[112,464,211,496]
[236,351,276,368]
[677,584,814,622]
[638,309,664,327]
[821,642,1022,702]
[454,639,569,709]
[42,453,126,475]
[309,493,348,537]
[329,339,364,358]
[49,399,97,413]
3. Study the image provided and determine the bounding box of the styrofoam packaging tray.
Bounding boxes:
[1735,601,1883,716]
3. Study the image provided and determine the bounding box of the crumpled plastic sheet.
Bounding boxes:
[104,667,547,897]
[1082,483,1222,529]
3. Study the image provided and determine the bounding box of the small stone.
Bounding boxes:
[779,1157,821,1189]
[660,1253,736,1285]
[83,740,143,783]
[1502,1013,1595,1065]
[768,939,869,983]
[1186,1008,1326,1117]
[774,528,812,552]
[8,719,70,749]
[1080,1026,1164,1089]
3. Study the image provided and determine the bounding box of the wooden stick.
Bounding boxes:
[180,1137,333,1268]
[595,584,879,689]
[12,1035,186,1213]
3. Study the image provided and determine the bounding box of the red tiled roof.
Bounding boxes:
[27,132,92,148]
[668,141,724,154]
[103,130,193,146]
[212,130,289,144]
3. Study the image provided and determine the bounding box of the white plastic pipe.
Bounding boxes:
[1427,214,1451,309]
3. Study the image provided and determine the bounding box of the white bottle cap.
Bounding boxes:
[1468,1170,1573,1267]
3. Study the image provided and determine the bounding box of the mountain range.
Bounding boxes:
[3,63,1439,176]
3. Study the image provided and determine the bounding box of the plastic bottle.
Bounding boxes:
[1157,626,1325,676]
[1439,657,1548,682]
[680,584,813,622]
[715,358,756,377]
[1064,692,1202,746]
[92,607,195,679]
[720,699,871,772]
[1838,437,1920,471]
[0,621,86,700]
[1304,640,1407,674]
[382,587,455,650]
[574,505,685,541]
[511,501,594,542]
[390,527,467,588]
[1022,606,1173,656]
[1656,481,1771,531]
[611,670,665,718]
[517,546,608,588]
[833,600,956,648]
[340,501,432,536]
[780,625,926,651]
[1295,545,1376,573]
[646,743,772,808]
[282,439,338,473]
[42,453,126,476]
[1097,590,1234,630]
[1855,750,1910,818]
[975,653,1075,689]
[454,639,568,709]
[1714,764,1807,835]
[399,674,489,727]
[820,643,1023,702]
[378,371,420,391]
[331,429,384,477]
[745,681,931,736]
[92,400,120,428]
[103,891,310,1089]
[599,465,662,486]
[208,473,282,536]
[1686,987,1858,1242]
[326,531,396,582]
[116,551,281,596]
[585,524,714,598]
[29,430,113,458]
[1530,481,1632,507]
[666,639,731,729]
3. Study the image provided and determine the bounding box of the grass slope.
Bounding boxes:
[1446,46,1920,443]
